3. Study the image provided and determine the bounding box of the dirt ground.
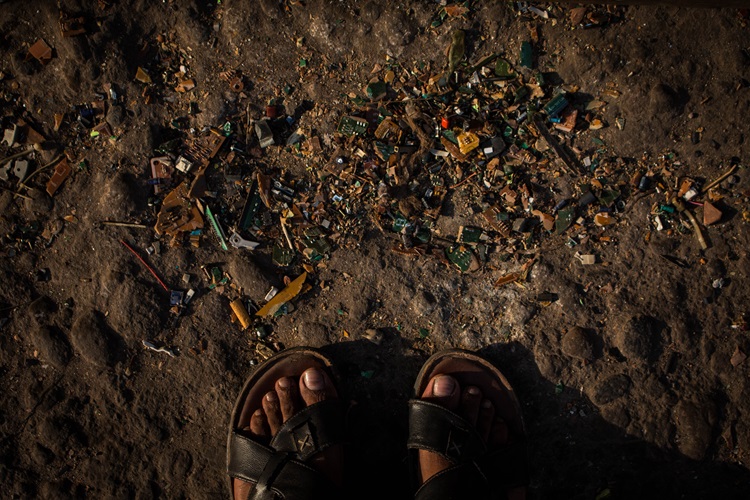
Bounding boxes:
[1,1,750,498]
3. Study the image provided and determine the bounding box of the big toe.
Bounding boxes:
[422,374,461,410]
[299,367,336,405]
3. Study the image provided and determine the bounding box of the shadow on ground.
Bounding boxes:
[322,340,750,499]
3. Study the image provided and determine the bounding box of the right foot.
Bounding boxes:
[233,367,344,498]
[418,374,526,500]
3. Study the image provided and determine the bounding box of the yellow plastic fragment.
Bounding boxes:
[135,67,152,84]
[457,132,479,154]
[256,273,307,317]
[230,298,252,330]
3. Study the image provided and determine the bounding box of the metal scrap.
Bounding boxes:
[142,339,177,357]
[46,158,72,196]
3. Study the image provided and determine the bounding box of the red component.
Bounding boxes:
[266,105,278,118]
[441,116,451,129]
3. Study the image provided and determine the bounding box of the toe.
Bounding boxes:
[421,374,461,410]
[477,399,495,443]
[276,376,301,422]
[490,417,510,446]
[262,390,283,435]
[299,367,336,406]
[249,409,270,440]
[458,386,482,425]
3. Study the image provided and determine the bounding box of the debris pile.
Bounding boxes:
[0,2,745,357]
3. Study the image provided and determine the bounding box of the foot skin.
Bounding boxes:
[233,367,344,499]
[419,374,526,500]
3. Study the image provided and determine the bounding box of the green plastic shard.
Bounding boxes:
[494,59,515,80]
[205,205,228,251]
[448,29,465,74]
[366,81,387,101]
[520,41,533,69]
[239,180,261,231]
[543,93,569,117]
[446,245,479,273]
[458,226,484,245]
[392,213,408,233]
[338,116,368,136]
[598,189,621,208]
[272,244,295,266]
[303,226,331,256]
[414,226,432,244]
[555,207,575,235]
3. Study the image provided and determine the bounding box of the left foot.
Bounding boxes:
[232,367,344,498]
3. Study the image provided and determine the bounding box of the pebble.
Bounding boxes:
[613,316,657,362]
[673,400,715,460]
[364,328,383,345]
[561,326,596,361]
[721,175,739,190]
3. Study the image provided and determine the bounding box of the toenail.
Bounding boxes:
[278,378,291,389]
[265,392,277,402]
[433,375,456,397]
[254,409,263,417]
[482,399,492,409]
[303,368,326,391]
[468,387,480,396]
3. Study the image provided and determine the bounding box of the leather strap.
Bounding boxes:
[414,462,494,500]
[407,400,486,462]
[270,400,345,461]
[408,399,529,499]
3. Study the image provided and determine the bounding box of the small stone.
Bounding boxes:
[612,316,657,362]
[730,346,747,367]
[673,401,715,460]
[363,328,383,345]
[702,201,722,226]
[561,326,595,361]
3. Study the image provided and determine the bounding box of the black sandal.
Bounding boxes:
[408,349,529,499]
[226,347,345,500]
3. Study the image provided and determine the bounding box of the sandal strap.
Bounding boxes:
[408,399,529,499]
[414,462,492,500]
[228,400,344,499]
[407,400,486,462]
[414,443,529,500]
[269,399,345,461]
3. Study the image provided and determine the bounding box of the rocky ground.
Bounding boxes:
[1,1,750,498]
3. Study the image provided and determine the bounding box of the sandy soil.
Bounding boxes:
[1,1,750,498]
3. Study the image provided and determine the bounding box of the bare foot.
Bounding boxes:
[233,367,344,499]
[419,374,526,500]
